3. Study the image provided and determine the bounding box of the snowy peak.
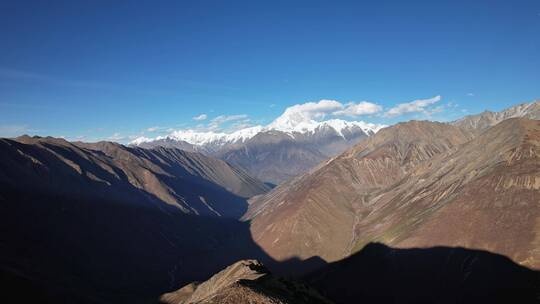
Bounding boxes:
[131,119,386,147]
[138,126,264,147]
[266,107,386,136]
[317,119,386,136]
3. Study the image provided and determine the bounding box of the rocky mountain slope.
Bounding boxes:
[245,118,540,270]
[452,99,539,135]
[245,121,473,262]
[160,260,331,304]
[133,119,383,184]
[214,131,329,185]
[0,136,272,303]
[4,136,268,218]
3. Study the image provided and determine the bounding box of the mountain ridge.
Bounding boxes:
[451,100,539,134]
[1,136,269,217]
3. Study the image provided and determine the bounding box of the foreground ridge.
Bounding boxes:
[160,260,332,304]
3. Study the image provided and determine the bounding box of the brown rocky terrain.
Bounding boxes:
[245,121,473,263]
[160,260,332,304]
[246,118,540,270]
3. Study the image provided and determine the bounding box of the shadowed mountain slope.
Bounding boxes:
[309,243,540,304]
[2,136,268,218]
[0,137,272,303]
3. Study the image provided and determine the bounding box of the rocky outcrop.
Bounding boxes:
[160,260,332,304]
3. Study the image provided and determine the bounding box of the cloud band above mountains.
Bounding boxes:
[129,95,443,145]
[384,95,442,117]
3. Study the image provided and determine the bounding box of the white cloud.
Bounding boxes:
[105,132,142,143]
[384,95,442,117]
[269,99,383,128]
[193,114,208,121]
[467,93,474,97]
[129,95,449,144]
[282,99,342,120]
[333,101,383,117]
[208,114,249,131]
[269,100,344,128]
[107,133,125,141]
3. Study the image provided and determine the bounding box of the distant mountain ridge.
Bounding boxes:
[132,119,385,184]
[451,99,539,134]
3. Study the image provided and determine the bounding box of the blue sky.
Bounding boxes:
[1,0,539,142]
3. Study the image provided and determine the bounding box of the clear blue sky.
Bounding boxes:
[1,0,539,142]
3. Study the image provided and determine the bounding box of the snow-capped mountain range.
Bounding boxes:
[131,117,386,184]
[131,118,385,148]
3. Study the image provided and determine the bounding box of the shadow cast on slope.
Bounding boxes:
[0,139,265,303]
[0,187,272,304]
[308,242,540,304]
[42,142,250,218]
